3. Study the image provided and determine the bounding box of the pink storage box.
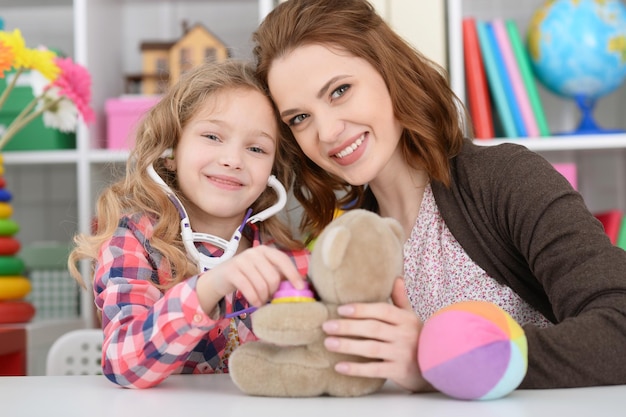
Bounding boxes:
[105,96,160,149]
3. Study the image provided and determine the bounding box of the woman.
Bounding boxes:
[252,0,626,391]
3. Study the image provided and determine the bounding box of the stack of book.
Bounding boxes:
[594,210,626,250]
[462,17,550,139]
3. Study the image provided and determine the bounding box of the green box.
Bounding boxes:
[0,73,76,151]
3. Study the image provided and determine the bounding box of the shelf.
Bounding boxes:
[1,149,131,165]
[1,150,79,165]
[5,134,626,168]
[88,149,130,164]
[1,0,72,7]
[475,133,626,152]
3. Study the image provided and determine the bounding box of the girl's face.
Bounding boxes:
[267,44,403,186]
[172,87,278,233]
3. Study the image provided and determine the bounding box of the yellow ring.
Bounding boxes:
[0,202,12,219]
[0,276,31,300]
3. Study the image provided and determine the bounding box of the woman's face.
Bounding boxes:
[267,44,403,186]
[172,88,277,234]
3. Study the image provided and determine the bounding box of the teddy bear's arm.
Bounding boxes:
[251,302,329,346]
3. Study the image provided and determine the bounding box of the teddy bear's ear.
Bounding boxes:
[320,226,351,271]
[384,217,405,243]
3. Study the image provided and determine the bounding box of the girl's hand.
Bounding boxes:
[321,278,432,392]
[196,245,305,316]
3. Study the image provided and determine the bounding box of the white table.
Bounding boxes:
[1,373,622,417]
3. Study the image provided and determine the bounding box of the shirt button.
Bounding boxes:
[239,313,247,319]
[193,313,203,323]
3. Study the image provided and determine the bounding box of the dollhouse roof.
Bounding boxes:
[139,22,227,52]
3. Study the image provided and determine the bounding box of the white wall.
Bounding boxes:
[370,0,447,68]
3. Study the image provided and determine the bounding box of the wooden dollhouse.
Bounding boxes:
[126,21,230,94]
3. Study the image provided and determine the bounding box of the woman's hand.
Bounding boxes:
[321,278,432,392]
[196,245,305,316]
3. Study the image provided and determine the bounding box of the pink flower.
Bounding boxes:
[51,56,94,124]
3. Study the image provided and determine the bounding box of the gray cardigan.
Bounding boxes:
[430,139,626,389]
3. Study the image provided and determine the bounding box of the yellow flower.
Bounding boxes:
[0,29,28,69]
[0,28,91,150]
[0,29,59,80]
[23,48,59,81]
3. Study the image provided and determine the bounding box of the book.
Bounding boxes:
[487,20,526,137]
[476,20,517,138]
[594,209,623,245]
[505,19,550,137]
[492,18,540,138]
[552,163,577,190]
[462,17,494,139]
[617,217,626,251]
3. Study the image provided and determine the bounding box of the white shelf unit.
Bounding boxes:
[446,0,626,213]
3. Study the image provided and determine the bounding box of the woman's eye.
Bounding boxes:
[288,113,309,126]
[331,84,350,99]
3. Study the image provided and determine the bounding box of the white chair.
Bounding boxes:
[46,329,104,376]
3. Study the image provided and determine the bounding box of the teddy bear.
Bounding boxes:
[228,209,405,397]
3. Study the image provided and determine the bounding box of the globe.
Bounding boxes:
[527,0,626,134]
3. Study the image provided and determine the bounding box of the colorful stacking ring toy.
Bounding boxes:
[0,276,32,300]
[0,301,36,324]
[0,202,11,218]
[0,256,25,275]
[0,237,20,255]
[0,218,19,236]
[0,154,35,323]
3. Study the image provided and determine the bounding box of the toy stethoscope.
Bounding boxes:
[147,155,287,273]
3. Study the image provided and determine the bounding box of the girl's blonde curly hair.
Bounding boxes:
[68,59,303,291]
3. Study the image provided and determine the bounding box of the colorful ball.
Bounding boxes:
[417,301,528,400]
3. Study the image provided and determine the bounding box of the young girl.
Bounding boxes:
[252,0,626,392]
[68,60,309,389]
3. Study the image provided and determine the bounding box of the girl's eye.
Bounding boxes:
[248,145,266,154]
[203,133,220,142]
[331,84,350,99]
[288,113,309,126]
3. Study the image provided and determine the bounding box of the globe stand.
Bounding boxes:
[563,95,625,136]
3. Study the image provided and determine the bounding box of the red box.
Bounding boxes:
[0,327,26,376]
[105,96,160,150]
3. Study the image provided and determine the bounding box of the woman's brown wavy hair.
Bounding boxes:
[68,60,303,290]
[253,0,467,241]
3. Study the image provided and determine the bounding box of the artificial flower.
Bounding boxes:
[0,41,13,77]
[39,87,79,133]
[24,47,60,81]
[28,69,71,130]
[0,29,93,151]
[0,29,28,70]
[52,57,94,124]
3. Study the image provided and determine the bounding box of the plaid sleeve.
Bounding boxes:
[94,216,219,389]
[94,216,312,389]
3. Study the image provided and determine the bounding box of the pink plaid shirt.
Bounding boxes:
[94,213,310,388]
